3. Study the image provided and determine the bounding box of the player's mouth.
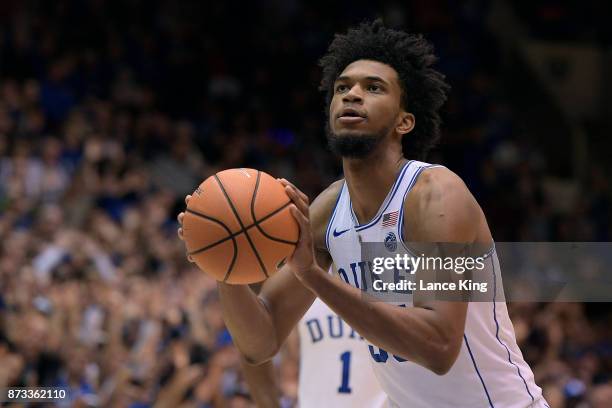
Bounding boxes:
[337,107,367,124]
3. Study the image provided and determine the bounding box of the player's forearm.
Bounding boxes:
[303,267,461,375]
[217,283,279,363]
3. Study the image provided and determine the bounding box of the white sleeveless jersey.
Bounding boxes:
[325,160,548,408]
[298,297,387,408]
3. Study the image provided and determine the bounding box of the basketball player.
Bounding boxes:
[179,20,548,407]
[241,296,387,407]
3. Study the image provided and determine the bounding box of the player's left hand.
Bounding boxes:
[279,178,320,283]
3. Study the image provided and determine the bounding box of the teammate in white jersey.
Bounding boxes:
[241,297,386,407]
[296,298,385,407]
[178,20,548,407]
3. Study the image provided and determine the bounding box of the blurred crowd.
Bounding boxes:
[513,1,612,44]
[0,0,610,407]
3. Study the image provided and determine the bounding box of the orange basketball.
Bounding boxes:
[182,168,299,284]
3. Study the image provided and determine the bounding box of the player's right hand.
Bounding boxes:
[177,195,194,262]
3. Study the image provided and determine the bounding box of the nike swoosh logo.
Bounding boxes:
[333,228,350,237]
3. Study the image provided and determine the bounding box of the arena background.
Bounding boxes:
[0,0,610,406]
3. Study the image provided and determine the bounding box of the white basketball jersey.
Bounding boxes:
[298,297,387,408]
[325,160,547,408]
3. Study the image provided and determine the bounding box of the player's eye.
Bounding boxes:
[335,84,349,93]
[367,84,381,92]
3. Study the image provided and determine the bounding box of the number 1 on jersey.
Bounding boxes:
[338,351,352,393]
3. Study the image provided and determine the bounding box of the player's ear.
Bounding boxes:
[396,111,415,135]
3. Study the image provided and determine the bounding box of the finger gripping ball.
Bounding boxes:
[182,168,299,284]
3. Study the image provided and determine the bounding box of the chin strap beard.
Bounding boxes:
[326,133,382,158]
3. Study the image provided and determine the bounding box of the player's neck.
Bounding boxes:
[342,150,407,225]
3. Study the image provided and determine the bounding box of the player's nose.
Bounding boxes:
[342,84,364,103]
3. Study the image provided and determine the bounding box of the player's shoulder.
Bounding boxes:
[410,166,470,205]
[310,179,344,248]
[404,166,481,241]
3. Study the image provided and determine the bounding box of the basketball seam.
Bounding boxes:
[186,202,292,255]
[250,171,299,246]
[183,208,238,281]
[213,174,269,279]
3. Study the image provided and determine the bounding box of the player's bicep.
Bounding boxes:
[405,169,475,346]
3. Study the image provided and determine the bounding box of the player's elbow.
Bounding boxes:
[237,297,283,365]
[430,358,453,376]
[428,342,461,375]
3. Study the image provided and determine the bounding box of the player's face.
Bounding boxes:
[327,59,406,158]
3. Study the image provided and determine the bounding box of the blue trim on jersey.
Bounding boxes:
[325,181,345,253]
[464,334,495,408]
[351,161,413,232]
[397,164,440,242]
[490,251,535,402]
[350,160,412,228]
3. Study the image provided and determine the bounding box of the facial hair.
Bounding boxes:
[326,121,392,159]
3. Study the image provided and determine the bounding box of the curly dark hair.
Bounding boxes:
[319,20,450,160]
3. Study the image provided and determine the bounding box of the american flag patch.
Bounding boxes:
[382,210,399,227]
